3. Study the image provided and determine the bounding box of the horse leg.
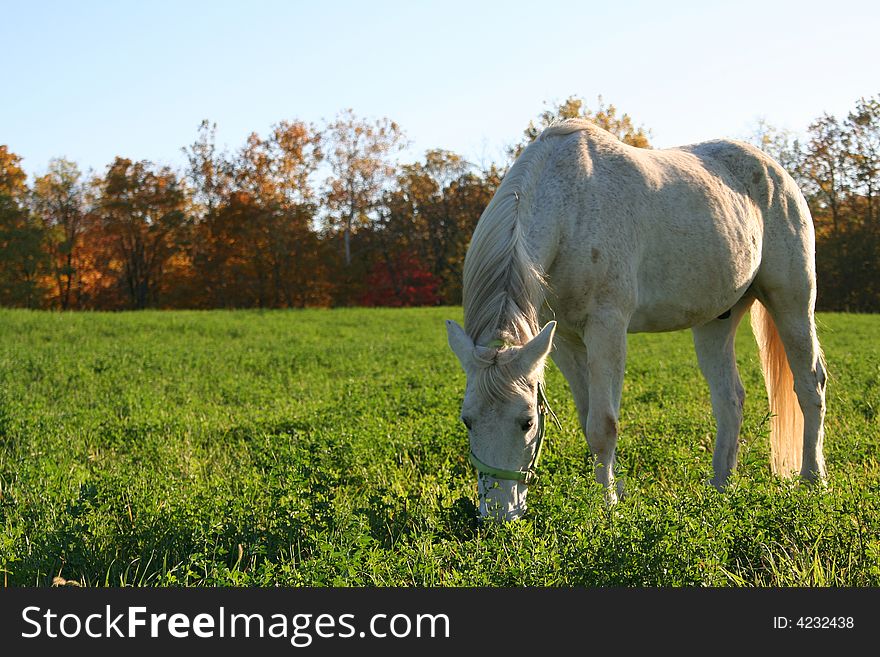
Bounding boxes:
[758,291,827,483]
[691,297,752,489]
[582,310,628,504]
[550,334,594,490]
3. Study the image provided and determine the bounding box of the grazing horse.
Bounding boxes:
[447,119,826,521]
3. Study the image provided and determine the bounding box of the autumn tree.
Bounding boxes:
[323,109,406,272]
[184,120,233,220]
[368,151,502,305]
[0,147,27,199]
[510,95,651,160]
[96,158,188,309]
[182,120,234,306]
[393,149,471,274]
[844,96,880,226]
[184,120,330,308]
[0,146,46,307]
[230,121,327,307]
[749,118,805,184]
[32,158,89,309]
[752,95,880,311]
[801,114,849,234]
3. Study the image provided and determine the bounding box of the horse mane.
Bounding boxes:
[461,119,589,400]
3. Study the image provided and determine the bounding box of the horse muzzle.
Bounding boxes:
[477,474,529,521]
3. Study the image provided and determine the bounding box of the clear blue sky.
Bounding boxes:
[2,0,878,178]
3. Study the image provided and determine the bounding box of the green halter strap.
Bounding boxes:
[468,381,558,485]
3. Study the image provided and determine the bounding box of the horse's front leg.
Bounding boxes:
[549,330,590,444]
[583,309,628,505]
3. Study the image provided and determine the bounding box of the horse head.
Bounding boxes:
[447,319,556,521]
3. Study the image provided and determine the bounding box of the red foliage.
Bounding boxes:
[359,252,440,307]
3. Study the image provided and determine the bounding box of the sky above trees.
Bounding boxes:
[3,0,879,177]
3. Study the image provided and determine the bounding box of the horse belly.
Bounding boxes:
[628,204,762,333]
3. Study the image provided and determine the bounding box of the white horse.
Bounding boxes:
[447,119,826,521]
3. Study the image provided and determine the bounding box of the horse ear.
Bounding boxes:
[446,320,474,371]
[513,321,556,377]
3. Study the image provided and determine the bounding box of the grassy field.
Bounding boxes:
[0,308,878,586]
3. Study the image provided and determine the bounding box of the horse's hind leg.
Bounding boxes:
[582,309,628,504]
[757,289,827,483]
[692,297,753,489]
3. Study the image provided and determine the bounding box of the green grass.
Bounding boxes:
[1,308,878,586]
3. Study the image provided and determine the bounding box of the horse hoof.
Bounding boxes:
[603,481,624,506]
[708,476,727,491]
[800,472,828,488]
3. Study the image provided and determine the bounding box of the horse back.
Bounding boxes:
[681,139,786,213]
[538,132,772,332]
[682,139,817,290]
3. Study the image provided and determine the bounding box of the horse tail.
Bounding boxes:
[750,300,803,477]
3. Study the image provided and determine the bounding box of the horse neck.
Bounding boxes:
[465,236,545,348]
[463,142,558,348]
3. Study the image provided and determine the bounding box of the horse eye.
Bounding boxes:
[520,418,534,432]
[461,417,473,430]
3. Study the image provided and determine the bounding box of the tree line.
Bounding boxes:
[752,95,880,312]
[1,95,877,311]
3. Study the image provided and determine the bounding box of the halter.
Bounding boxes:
[468,381,559,485]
